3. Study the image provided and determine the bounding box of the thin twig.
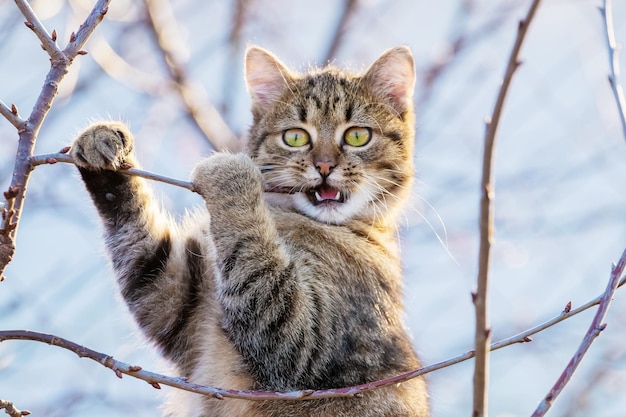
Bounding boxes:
[1,257,623,402]
[531,248,626,417]
[220,0,253,120]
[29,152,295,195]
[0,399,30,417]
[473,1,542,416]
[417,0,525,109]
[13,0,60,57]
[0,0,111,281]
[600,0,626,141]
[30,153,196,192]
[322,0,359,64]
[142,0,241,152]
[0,100,24,129]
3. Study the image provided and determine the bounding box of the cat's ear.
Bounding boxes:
[362,46,415,116]
[245,46,293,111]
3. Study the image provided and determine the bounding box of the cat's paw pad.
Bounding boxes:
[191,153,263,201]
[70,122,135,170]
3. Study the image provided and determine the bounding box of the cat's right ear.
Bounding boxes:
[245,46,293,112]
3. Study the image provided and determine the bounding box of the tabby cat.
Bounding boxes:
[70,45,429,416]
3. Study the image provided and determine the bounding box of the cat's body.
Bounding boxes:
[71,46,429,416]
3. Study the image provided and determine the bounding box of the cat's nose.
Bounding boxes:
[315,161,335,177]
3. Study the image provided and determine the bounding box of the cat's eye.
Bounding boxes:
[282,128,310,147]
[343,127,371,147]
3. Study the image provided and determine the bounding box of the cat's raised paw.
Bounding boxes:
[70,122,135,170]
[191,153,263,204]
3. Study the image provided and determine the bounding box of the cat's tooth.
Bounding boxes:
[334,191,341,200]
[315,191,323,202]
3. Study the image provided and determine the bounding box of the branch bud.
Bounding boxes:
[562,301,572,314]
[51,29,57,42]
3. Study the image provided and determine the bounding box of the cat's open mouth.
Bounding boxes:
[307,184,346,206]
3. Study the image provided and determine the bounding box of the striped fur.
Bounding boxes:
[71,46,429,416]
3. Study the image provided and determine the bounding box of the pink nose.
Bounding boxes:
[315,161,335,177]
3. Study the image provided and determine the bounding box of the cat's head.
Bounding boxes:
[244,45,415,227]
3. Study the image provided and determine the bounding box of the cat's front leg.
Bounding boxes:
[71,122,207,365]
[192,154,311,390]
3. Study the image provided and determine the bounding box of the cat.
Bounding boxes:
[70,45,429,417]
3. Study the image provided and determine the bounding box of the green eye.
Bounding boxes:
[282,128,310,147]
[343,127,371,147]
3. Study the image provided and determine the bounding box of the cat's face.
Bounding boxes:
[245,46,416,226]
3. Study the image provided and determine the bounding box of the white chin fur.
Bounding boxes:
[293,190,371,225]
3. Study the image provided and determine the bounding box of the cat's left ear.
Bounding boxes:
[363,46,415,116]
[245,45,293,112]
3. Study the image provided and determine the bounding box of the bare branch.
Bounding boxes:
[0,0,111,281]
[142,0,241,152]
[30,153,196,192]
[1,254,623,402]
[531,247,626,417]
[29,152,300,195]
[473,1,543,416]
[13,0,60,57]
[0,100,24,129]
[220,0,253,120]
[600,0,626,141]
[0,399,30,417]
[322,0,359,64]
[64,1,110,56]
[417,0,525,109]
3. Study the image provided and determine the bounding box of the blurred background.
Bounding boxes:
[1,0,625,415]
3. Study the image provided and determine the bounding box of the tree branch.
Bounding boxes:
[13,0,61,58]
[30,152,196,192]
[142,0,241,152]
[0,100,24,129]
[0,0,111,281]
[600,0,626,141]
[1,253,623,402]
[322,0,359,64]
[0,399,30,417]
[29,151,293,195]
[531,247,626,416]
[473,1,542,416]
